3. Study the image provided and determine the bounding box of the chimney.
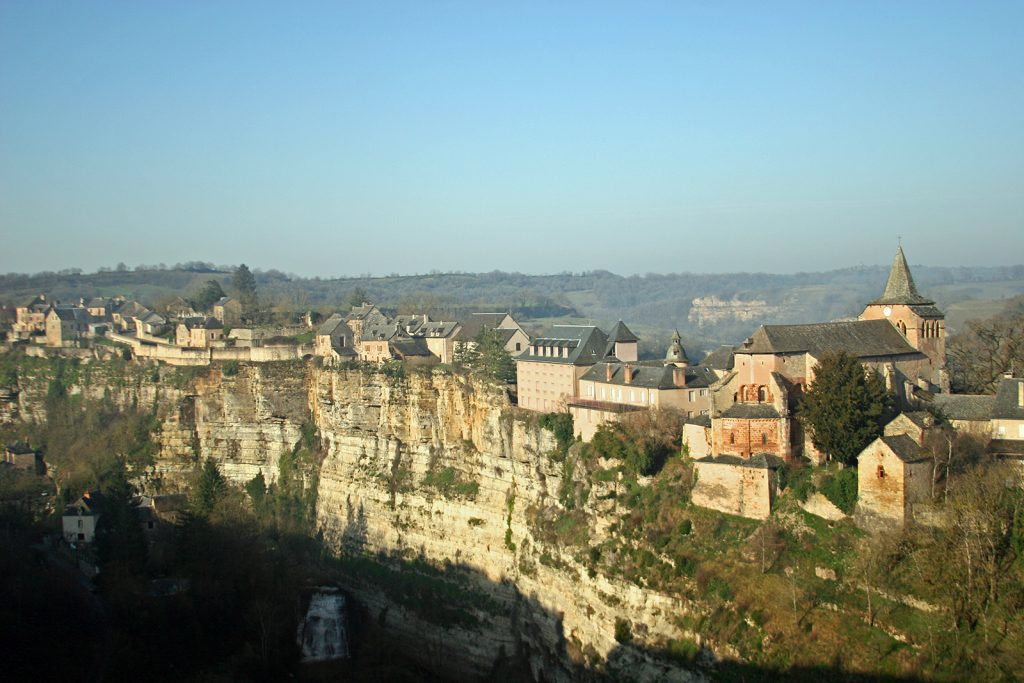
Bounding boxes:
[606,364,614,382]
[624,364,633,384]
[673,366,686,387]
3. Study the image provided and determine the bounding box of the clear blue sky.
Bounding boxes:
[2,1,1022,277]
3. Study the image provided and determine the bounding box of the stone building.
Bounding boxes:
[345,304,389,346]
[63,491,104,544]
[212,297,243,326]
[690,453,783,520]
[314,314,357,361]
[45,306,91,347]
[991,376,1024,441]
[176,317,224,348]
[698,246,942,466]
[855,413,934,527]
[12,294,49,338]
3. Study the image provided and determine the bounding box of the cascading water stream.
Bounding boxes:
[297,587,349,662]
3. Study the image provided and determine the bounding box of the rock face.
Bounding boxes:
[10,358,705,682]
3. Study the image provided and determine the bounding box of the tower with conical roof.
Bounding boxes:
[607,320,639,362]
[860,246,946,389]
[664,329,689,366]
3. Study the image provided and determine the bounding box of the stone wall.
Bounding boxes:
[691,460,775,520]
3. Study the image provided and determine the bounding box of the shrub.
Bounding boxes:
[819,467,858,514]
[614,617,632,644]
[539,412,574,456]
[222,360,240,376]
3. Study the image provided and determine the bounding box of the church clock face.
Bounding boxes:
[883,306,892,317]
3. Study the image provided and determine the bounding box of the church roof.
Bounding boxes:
[870,246,934,306]
[738,319,920,358]
[665,329,688,363]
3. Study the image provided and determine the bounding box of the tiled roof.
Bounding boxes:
[391,338,432,357]
[738,320,919,358]
[870,246,934,306]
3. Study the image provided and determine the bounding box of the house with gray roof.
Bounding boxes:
[314,314,356,361]
[856,414,934,528]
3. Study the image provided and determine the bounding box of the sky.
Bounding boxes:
[1,1,1022,278]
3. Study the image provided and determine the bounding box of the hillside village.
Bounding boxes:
[4,246,1023,537]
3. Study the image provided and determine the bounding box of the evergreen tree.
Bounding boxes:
[194,459,227,518]
[347,286,368,309]
[194,278,226,311]
[797,351,893,465]
[232,264,258,313]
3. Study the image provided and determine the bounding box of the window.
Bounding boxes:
[515,342,521,351]
[877,465,886,479]
[761,433,767,446]
[688,390,695,401]
[77,520,83,529]
[729,433,735,445]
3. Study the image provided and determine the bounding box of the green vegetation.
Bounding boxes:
[421,466,480,500]
[538,411,574,457]
[798,351,893,465]
[231,263,258,314]
[193,278,226,311]
[456,327,516,382]
[818,467,858,514]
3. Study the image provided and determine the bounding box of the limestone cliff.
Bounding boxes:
[4,356,704,682]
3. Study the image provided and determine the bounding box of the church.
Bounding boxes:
[690,246,947,466]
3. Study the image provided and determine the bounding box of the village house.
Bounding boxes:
[212,296,243,326]
[345,303,389,346]
[314,314,357,361]
[516,323,637,412]
[62,491,104,544]
[855,412,934,527]
[162,296,198,319]
[12,294,50,338]
[45,306,91,347]
[927,392,996,437]
[2,441,43,475]
[454,312,531,357]
[415,321,461,364]
[176,317,225,348]
[112,300,149,332]
[83,297,116,321]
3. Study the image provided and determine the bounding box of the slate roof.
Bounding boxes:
[696,453,784,469]
[989,439,1024,458]
[317,314,350,336]
[6,441,35,455]
[930,393,996,421]
[346,304,379,321]
[416,321,460,338]
[116,300,150,318]
[993,377,1024,420]
[51,306,90,323]
[21,295,49,311]
[700,345,735,371]
[870,246,934,306]
[455,312,518,341]
[391,338,432,358]
[721,403,781,419]
[738,319,919,358]
[879,434,929,463]
[362,322,399,341]
[580,362,717,390]
[686,415,712,427]
[519,325,610,366]
[607,321,638,343]
[200,317,222,330]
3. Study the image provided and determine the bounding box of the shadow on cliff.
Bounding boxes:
[311,543,933,683]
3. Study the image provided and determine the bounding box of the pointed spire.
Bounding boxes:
[871,245,933,305]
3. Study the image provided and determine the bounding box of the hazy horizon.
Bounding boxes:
[3,2,1022,277]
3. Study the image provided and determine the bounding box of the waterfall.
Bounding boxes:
[297,587,350,662]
